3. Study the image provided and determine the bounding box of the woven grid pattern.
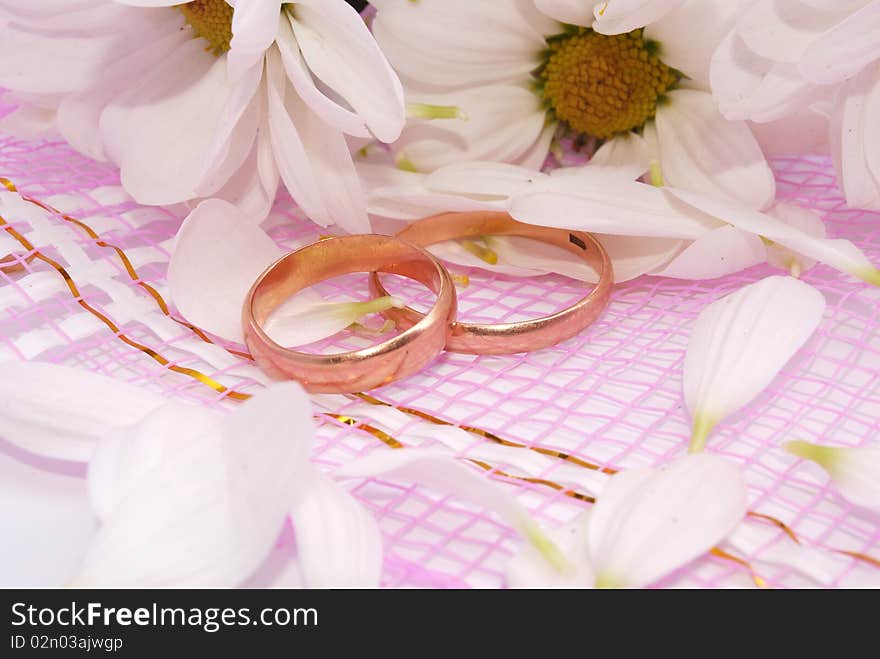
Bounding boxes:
[1,105,879,587]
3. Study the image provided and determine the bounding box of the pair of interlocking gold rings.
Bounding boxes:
[242,210,613,393]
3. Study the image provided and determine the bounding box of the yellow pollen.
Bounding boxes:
[178,0,234,56]
[540,28,679,139]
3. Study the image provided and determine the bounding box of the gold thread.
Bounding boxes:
[836,549,880,569]
[710,548,768,588]
[0,214,251,402]
[353,392,615,473]
[8,181,251,360]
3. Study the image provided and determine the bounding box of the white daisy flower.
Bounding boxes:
[0,0,406,232]
[710,0,880,210]
[371,0,775,208]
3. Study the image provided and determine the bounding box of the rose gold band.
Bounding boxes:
[242,235,456,393]
[369,211,613,355]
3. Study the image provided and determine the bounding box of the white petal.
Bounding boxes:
[227,0,282,80]
[265,48,369,232]
[428,235,600,282]
[589,454,747,588]
[86,402,216,522]
[588,133,650,180]
[748,106,830,156]
[359,163,504,220]
[394,85,549,172]
[709,31,817,123]
[100,39,238,205]
[337,449,567,569]
[288,0,405,143]
[800,1,880,83]
[0,448,96,587]
[0,23,131,94]
[55,26,191,162]
[735,0,845,64]
[784,441,880,512]
[194,60,264,197]
[592,0,686,35]
[653,225,766,279]
[505,512,595,588]
[167,199,284,343]
[431,233,681,283]
[425,161,547,199]
[644,0,737,88]
[75,383,311,587]
[263,295,403,348]
[291,472,383,587]
[0,361,164,463]
[684,276,826,452]
[655,89,776,209]
[274,13,371,138]
[510,172,723,239]
[208,127,280,222]
[765,203,826,275]
[668,187,880,283]
[372,0,554,88]
[534,0,594,26]
[833,64,880,210]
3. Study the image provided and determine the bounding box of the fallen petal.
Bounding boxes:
[291,472,383,587]
[685,276,826,452]
[589,454,748,588]
[784,440,880,512]
[0,361,165,463]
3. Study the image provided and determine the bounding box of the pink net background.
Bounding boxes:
[1,96,879,588]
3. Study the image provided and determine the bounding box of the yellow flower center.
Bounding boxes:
[539,28,679,140]
[178,0,234,56]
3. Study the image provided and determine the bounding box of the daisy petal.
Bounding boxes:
[643,0,737,89]
[167,199,284,343]
[425,161,547,199]
[588,133,650,180]
[372,0,554,88]
[784,441,880,512]
[394,85,548,172]
[0,361,164,463]
[668,187,880,283]
[263,295,403,348]
[100,39,236,205]
[505,512,595,588]
[765,203,826,276]
[431,233,681,283]
[291,472,383,587]
[592,0,686,35]
[748,106,830,157]
[653,225,766,280]
[801,1,880,83]
[510,173,723,239]
[832,63,880,210]
[655,89,775,209]
[589,454,747,588]
[684,276,826,452]
[736,0,843,64]
[288,0,405,143]
[75,383,310,587]
[265,49,369,232]
[274,13,371,138]
[534,0,594,26]
[227,0,283,80]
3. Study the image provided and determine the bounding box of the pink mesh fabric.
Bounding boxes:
[1,99,879,588]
